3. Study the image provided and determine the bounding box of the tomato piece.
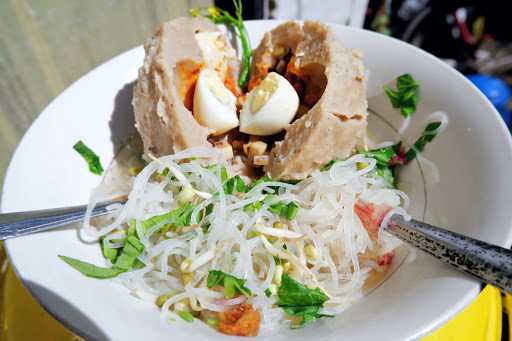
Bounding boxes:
[377,251,394,266]
[354,201,391,240]
[218,303,261,337]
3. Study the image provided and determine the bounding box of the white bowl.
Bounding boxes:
[2,21,512,341]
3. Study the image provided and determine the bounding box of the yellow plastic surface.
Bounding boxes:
[503,293,512,341]
[0,243,79,340]
[422,285,502,341]
[0,242,503,340]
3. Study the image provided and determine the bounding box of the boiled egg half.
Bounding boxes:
[193,68,239,135]
[239,72,299,136]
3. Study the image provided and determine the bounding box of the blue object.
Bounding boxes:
[468,74,511,126]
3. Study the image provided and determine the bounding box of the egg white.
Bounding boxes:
[240,72,299,136]
[193,69,239,135]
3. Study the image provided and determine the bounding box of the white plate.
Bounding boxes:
[3,21,512,341]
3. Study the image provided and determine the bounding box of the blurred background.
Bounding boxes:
[1,0,511,340]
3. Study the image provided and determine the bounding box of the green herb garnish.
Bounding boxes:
[131,202,196,238]
[277,274,333,328]
[363,145,399,186]
[376,166,395,186]
[177,311,195,323]
[100,237,119,263]
[223,175,246,194]
[404,121,442,162]
[384,73,420,118]
[268,201,285,215]
[61,231,146,277]
[322,111,443,186]
[363,146,397,165]
[207,270,252,298]
[113,235,145,271]
[192,0,251,88]
[207,165,229,183]
[320,159,338,171]
[73,140,104,175]
[243,201,262,214]
[244,197,300,220]
[246,175,273,191]
[284,201,299,220]
[58,255,125,279]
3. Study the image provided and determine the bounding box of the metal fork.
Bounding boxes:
[1,204,511,292]
[0,200,124,239]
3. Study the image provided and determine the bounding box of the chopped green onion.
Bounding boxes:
[113,235,145,271]
[263,195,278,205]
[243,201,262,214]
[383,73,420,118]
[223,175,246,194]
[285,202,299,220]
[404,121,442,162]
[246,175,272,191]
[363,146,397,166]
[100,237,119,263]
[127,220,136,236]
[235,176,246,192]
[133,202,196,238]
[133,258,146,269]
[177,311,195,323]
[223,276,237,299]
[376,166,395,186]
[363,145,399,186]
[320,159,338,171]
[207,270,252,298]
[268,202,286,215]
[73,140,104,175]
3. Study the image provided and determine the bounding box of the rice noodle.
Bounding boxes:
[82,147,410,329]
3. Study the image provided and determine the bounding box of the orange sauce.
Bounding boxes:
[175,60,202,112]
[248,64,269,91]
[224,66,239,97]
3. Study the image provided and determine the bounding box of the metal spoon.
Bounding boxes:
[1,204,511,292]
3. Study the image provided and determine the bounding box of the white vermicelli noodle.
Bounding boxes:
[82,147,410,330]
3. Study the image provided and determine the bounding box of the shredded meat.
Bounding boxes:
[217,303,261,337]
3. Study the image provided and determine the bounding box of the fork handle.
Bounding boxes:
[0,200,122,240]
[387,214,512,293]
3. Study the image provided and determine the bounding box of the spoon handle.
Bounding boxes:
[387,214,512,293]
[0,200,122,240]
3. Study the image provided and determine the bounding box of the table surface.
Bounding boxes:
[0,0,210,194]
